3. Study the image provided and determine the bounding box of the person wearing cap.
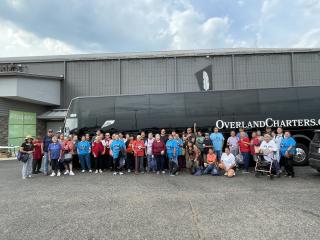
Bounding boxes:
[20,136,34,179]
[42,129,54,176]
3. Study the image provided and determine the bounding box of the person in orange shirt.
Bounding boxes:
[203,148,219,175]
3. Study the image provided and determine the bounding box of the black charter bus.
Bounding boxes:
[64,85,320,165]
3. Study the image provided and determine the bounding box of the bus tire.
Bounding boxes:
[293,143,308,166]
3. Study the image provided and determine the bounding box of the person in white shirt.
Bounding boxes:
[219,147,236,177]
[227,130,239,157]
[273,127,283,163]
[259,134,281,176]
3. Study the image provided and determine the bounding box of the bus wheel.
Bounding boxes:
[293,143,308,166]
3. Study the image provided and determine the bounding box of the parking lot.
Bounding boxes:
[0,160,319,240]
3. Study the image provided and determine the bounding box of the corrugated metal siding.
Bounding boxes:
[234,54,292,89]
[0,97,48,116]
[176,57,212,92]
[23,62,64,76]
[294,53,320,86]
[65,60,119,105]
[121,58,175,94]
[212,56,233,90]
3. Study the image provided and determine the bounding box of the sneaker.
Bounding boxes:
[156,171,160,175]
[64,170,69,175]
[22,176,26,180]
[128,169,131,173]
[50,172,56,177]
[113,172,117,176]
[69,171,75,176]
[95,170,98,174]
[28,175,32,178]
[81,170,85,173]
[57,171,61,177]
[141,171,145,174]
[99,169,103,173]
[170,174,175,177]
[89,170,92,173]
[119,172,124,175]
[161,171,165,174]
[242,170,249,174]
[224,172,228,176]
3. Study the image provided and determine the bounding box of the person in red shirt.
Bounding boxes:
[250,132,261,162]
[152,134,166,174]
[32,136,43,174]
[126,135,135,173]
[63,135,75,175]
[92,135,105,173]
[238,132,251,173]
[133,135,145,174]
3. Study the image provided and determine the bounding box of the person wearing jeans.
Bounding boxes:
[203,148,218,175]
[238,132,251,173]
[145,133,155,172]
[20,136,34,179]
[152,134,166,174]
[77,136,91,173]
[42,129,53,175]
[280,131,296,178]
[166,134,179,176]
[110,134,126,175]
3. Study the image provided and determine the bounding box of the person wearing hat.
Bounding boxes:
[20,135,34,179]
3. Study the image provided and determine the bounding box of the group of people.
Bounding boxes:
[19,124,297,179]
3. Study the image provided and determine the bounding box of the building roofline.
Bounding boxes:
[0,72,64,80]
[0,48,319,63]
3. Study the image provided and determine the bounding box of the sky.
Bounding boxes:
[0,0,319,57]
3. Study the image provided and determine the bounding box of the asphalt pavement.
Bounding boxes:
[0,160,319,240]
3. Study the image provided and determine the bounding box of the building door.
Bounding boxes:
[8,110,36,146]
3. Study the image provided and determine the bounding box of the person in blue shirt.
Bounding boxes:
[77,136,91,173]
[174,134,184,171]
[48,136,62,177]
[210,127,225,160]
[280,131,296,178]
[166,134,179,176]
[110,134,126,175]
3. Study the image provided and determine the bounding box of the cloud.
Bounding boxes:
[293,28,320,48]
[168,6,235,49]
[0,0,319,57]
[0,19,80,57]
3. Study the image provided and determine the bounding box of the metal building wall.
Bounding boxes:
[65,60,120,105]
[0,98,48,116]
[23,62,64,76]
[234,54,292,89]
[294,53,320,86]
[121,58,175,94]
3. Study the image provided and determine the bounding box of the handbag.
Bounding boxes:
[17,151,29,163]
[64,153,73,159]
